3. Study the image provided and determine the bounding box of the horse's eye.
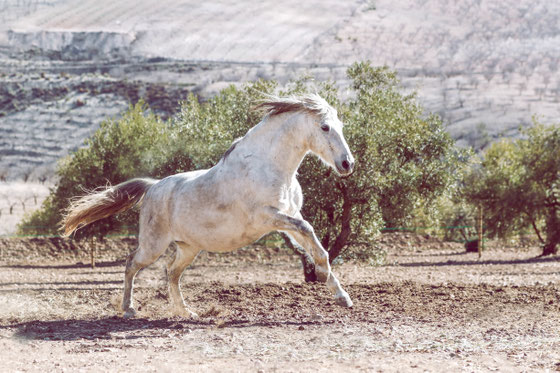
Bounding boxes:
[321,124,330,132]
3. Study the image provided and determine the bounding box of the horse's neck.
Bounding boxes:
[243,113,309,179]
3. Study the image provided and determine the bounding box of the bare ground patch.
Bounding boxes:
[0,237,559,372]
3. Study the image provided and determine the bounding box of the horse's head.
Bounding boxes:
[305,96,354,177]
[256,94,354,176]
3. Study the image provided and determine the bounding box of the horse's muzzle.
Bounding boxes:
[336,155,355,176]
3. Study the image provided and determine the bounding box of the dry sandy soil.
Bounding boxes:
[0,235,559,372]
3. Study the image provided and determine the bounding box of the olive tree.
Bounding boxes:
[19,101,170,239]
[464,119,560,256]
[295,63,458,279]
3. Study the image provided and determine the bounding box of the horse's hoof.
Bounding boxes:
[173,307,199,319]
[335,292,353,308]
[123,308,136,319]
[185,310,199,319]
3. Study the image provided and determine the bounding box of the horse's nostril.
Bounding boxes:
[342,160,350,170]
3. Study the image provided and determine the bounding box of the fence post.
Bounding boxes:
[478,205,483,258]
[90,236,96,269]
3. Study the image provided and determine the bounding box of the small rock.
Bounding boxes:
[311,313,323,321]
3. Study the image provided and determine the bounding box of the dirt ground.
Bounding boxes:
[0,235,559,372]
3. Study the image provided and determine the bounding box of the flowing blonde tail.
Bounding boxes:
[62,178,158,237]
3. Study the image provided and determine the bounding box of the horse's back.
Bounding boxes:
[139,169,209,230]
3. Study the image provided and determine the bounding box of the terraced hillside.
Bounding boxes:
[1,0,559,180]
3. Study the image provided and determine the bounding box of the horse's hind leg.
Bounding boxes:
[122,234,171,318]
[168,242,200,318]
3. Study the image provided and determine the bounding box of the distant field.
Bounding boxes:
[0,182,50,235]
[1,0,559,180]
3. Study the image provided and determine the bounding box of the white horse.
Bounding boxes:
[63,94,355,318]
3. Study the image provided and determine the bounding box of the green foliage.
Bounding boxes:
[407,148,476,243]
[169,81,276,170]
[347,63,457,226]
[296,63,460,260]
[464,119,560,255]
[20,63,461,262]
[20,101,170,238]
[19,82,276,238]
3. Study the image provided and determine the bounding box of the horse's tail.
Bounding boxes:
[62,178,158,237]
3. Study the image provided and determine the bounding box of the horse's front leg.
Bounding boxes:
[268,209,353,307]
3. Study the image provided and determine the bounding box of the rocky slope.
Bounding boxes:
[1,0,559,180]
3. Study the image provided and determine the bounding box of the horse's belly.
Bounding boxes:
[206,231,265,252]
[174,214,268,253]
[168,171,283,252]
[191,229,266,252]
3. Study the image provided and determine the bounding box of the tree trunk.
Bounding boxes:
[542,242,557,256]
[281,233,317,282]
[321,206,334,249]
[328,183,352,264]
[542,208,560,256]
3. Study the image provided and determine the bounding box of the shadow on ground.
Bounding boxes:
[396,255,560,268]
[4,317,326,341]
[0,260,125,270]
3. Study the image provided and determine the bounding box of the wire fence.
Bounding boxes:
[380,225,483,245]
[4,224,486,268]
[4,225,482,243]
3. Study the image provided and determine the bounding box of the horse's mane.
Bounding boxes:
[254,94,333,119]
[220,94,336,163]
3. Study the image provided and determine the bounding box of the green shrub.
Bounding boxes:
[295,63,460,261]
[20,101,170,239]
[464,119,560,255]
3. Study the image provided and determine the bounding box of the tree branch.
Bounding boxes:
[529,217,545,244]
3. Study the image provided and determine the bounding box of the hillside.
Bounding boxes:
[1,0,559,180]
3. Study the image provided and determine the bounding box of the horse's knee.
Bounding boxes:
[314,249,329,267]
